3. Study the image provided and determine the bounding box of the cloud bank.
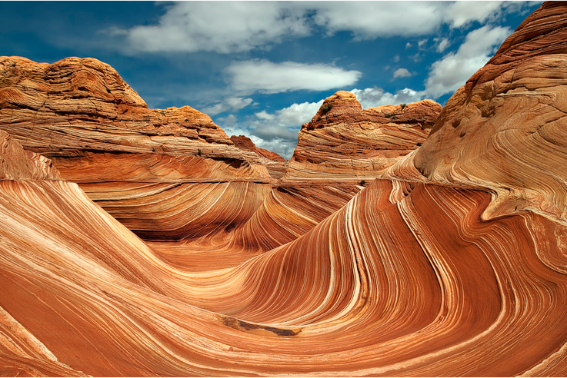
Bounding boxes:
[112,1,516,54]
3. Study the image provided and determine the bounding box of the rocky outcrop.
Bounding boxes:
[283,91,441,183]
[411,2,567,224]
[0,56,271,183]
[0,130,60,180]
[230,135,288,179]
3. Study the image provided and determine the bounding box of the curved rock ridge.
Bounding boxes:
[231,135,288,179]
[0,130,60,180]
[283,91,441,183]
[0,56,271,183]
[2,177,567,376]
[410,2,567,224]
[80,182,361,245]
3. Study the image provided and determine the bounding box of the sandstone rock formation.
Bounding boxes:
[0,56,271,183]
[230,135,285,162]
[0,56,278,242]
[283,91,441,183]
[231,135,288,179]
[2,2,567,376]
[410,1,567,224]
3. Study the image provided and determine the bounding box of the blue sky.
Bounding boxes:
[0,1,541,158]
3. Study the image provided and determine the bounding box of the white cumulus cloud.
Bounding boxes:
[226,60,361,94]
[424,25,511,98]
[351,87,426,109]
[393,68,412,79]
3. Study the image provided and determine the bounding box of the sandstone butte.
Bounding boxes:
[282,90,441,184]
[1,2,567,376]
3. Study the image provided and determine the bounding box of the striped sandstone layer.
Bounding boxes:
[1,177,567,376]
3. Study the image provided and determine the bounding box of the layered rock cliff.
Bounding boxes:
[0,56,271,182]
[283,91,441,183]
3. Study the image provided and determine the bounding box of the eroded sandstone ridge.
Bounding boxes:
[283,91,441,183]
[0,56,270,182]
[0,130,60,180]
[2,2,567,377]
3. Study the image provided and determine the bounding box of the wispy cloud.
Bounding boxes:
[226,60,361,94]
[201,96,253,116]
[424,25,511,98]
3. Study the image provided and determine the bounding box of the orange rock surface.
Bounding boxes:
[2,2,567,376]
[283,91,441,183]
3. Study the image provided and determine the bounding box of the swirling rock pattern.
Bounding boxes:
[2,2,567,376]
[1,177,567,376]
[283,91,441,183]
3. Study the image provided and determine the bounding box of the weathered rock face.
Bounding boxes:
[230,135,288,179]
[0,130,60,180]
[0,56,271,183]
[412,2,567,223]
[283,91,441,182]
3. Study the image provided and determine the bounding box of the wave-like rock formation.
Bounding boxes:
[411,2,567,224]
[0,56,281,242]
[231,135,288,179]
[283,91,441,183]
[2,3,567,376]
[2,175,567,376]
